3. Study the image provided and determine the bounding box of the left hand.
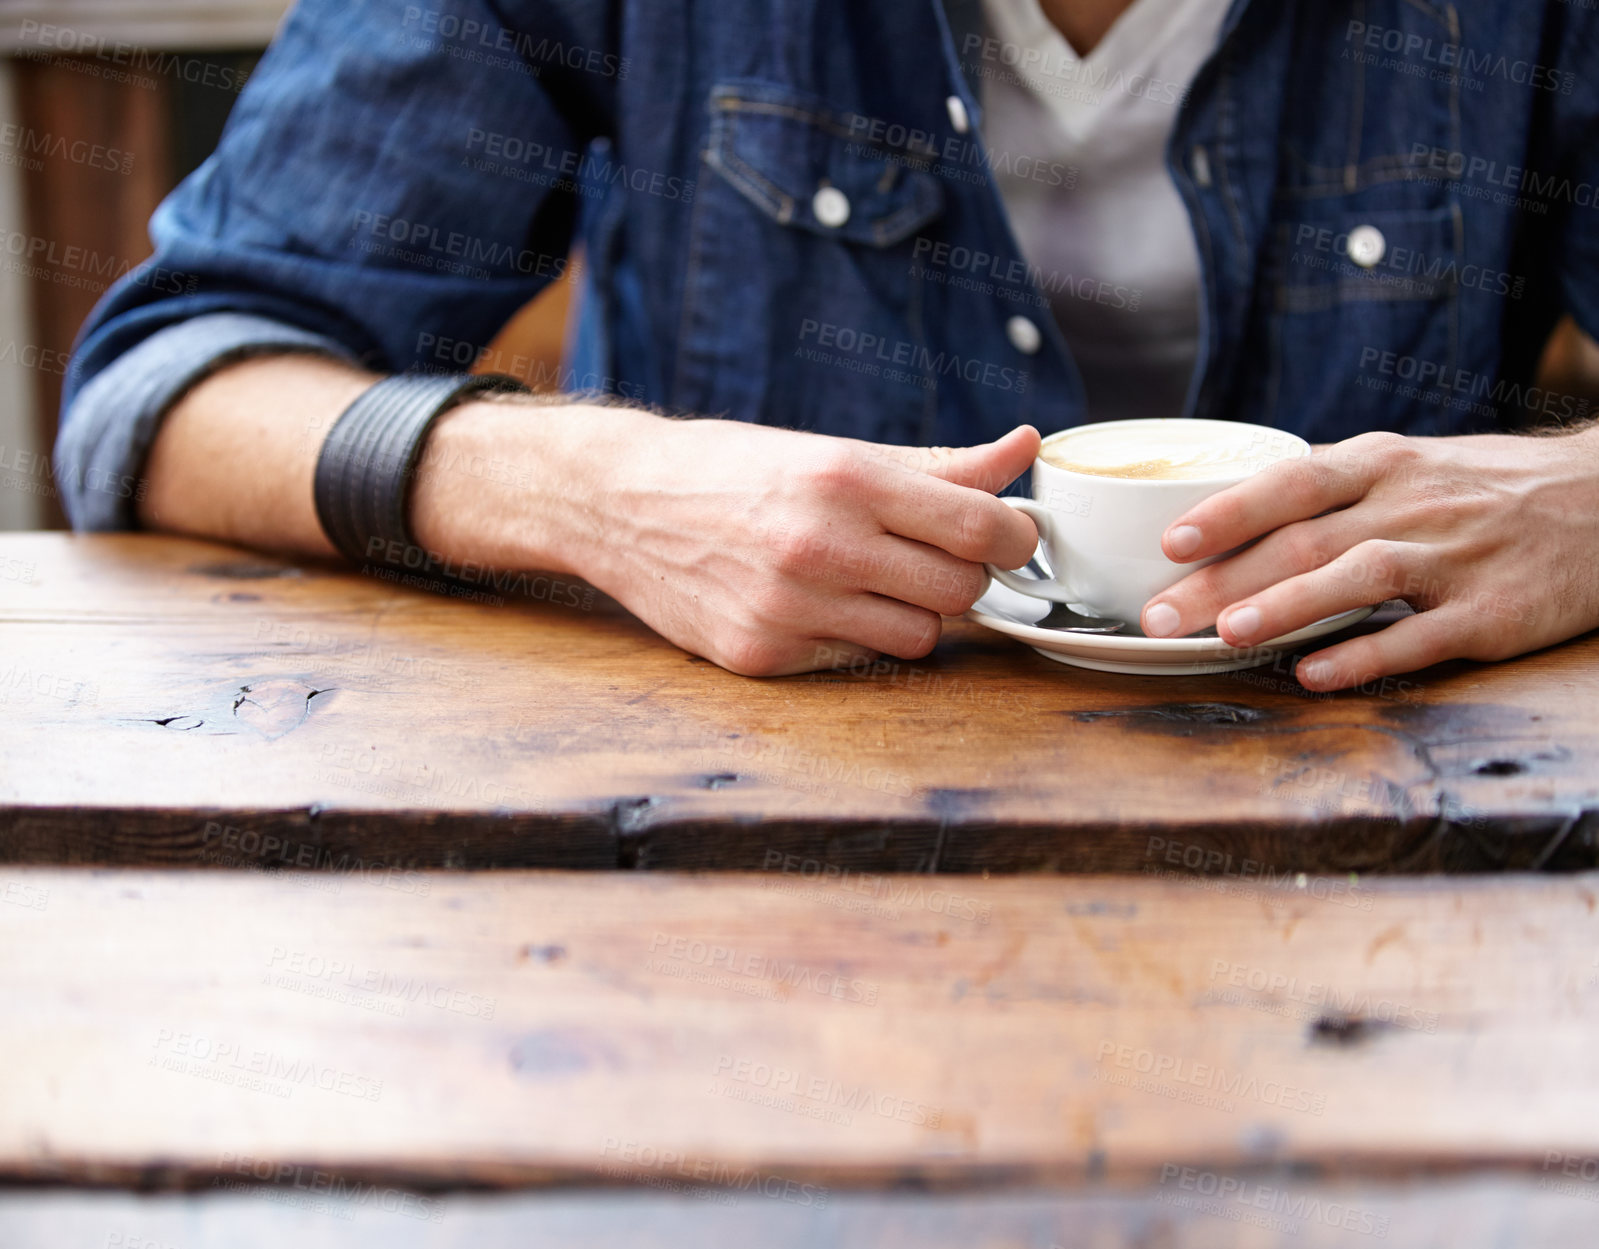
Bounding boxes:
[1138,428,1599,692]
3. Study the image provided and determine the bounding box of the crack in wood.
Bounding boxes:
[144,716,202,730]
[1309,1015,1392,1048]
[1071,702,1270,727]
[187,561,301,580]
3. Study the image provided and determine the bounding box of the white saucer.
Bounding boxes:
[965,582,1377,676]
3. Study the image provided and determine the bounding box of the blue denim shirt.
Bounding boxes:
[57,0,1599,529]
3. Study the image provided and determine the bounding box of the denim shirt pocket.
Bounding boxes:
[1280,1,1461,195]
[672,81,947,443]
[1248,204,1464,441]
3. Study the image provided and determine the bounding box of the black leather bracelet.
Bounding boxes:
[312,371,528,568]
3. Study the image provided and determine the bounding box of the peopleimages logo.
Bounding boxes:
[1343,20,1575,94]
[1144,835,1375,911]
[694,726,916,799]
[0,123,134,174]
[760,850,993,924]
[1158,1164,1390,1237]
[1096,1041,1328,1116]
[201,821,430,893]
[843,110,1077,189]
[265,947,496,1019]
[150,1030,383,1102]
[912,237,1142,310]
[647,931,878,1004]
[0,227,195,296]
[1357,347,1591,423]
[350,211,572,280]
[1292,224,1524,300]
[462,129,693,201]
[1206,959,1439,1033]
[711,1054,943,1128]
[1410,144,1599,211]
[15,20,252,93]
[960,32,1192,108]
[401,6,630,79]
[796,319,1027,394]
[214,1153,445,1222]
[599,1139,828,1208]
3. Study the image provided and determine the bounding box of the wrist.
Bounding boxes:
[408,396,644,581]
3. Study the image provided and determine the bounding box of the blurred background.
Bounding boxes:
[0,1,1591,532]
[0,1,574,532]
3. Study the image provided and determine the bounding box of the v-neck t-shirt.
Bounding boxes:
[977,0,1233,423]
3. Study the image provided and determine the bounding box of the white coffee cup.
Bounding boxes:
[984,418,1311,626]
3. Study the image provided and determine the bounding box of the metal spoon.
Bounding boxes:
[1034,602,1127,634]
[992,558,1127,633]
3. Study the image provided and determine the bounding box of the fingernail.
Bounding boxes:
[1144,602,1180,637]
[1299,659,1332,688]
[1168,525,1202,559]
[1223,605,1261,642]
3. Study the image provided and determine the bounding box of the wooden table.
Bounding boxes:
[1,533,1596,873]
[3,867,1598,1245]
[4,533,1598,1245]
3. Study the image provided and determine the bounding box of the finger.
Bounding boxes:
[1161,444,1375,563]
[756,517,1000,613]
[1293,608,1468,693]
[863,425,1041,495]
[824,593,945,661]
[1143,514,1376,638]
[868,472,1038,568]
[1210,540,1422,647]
[848,535,988,616]
[923,425,1042,494]
[854,426,1039,566]
[767,640,883,677]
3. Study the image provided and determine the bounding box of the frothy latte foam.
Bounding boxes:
[1040,421,1302,481]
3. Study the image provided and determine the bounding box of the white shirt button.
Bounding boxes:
[946,94,971,135]
[812,185,851,229]
[1347,224,1387,269]
[1006,315,1042,355]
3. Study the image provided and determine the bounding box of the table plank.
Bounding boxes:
[2,867,1596,1188]
[4,1179,1598,1248]
[2,533,1597,871]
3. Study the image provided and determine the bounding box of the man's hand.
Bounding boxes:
[1138,428,1599,691]
[582,416,1040,675]
[141,353,1038,677]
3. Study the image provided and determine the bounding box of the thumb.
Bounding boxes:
[919,425,1041,494]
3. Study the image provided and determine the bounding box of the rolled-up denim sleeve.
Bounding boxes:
[57,0,615,530]
[58,313,354,530]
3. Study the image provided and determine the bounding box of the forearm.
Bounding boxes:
[134,353,625,578]
[136,354,375,557]
[130,349,1041,677]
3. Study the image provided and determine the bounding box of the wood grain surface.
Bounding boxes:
[2,533,1597,871]
[1,867,1596,1191]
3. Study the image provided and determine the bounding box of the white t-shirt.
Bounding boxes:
[978,0,1232,423]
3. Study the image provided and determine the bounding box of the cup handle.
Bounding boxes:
[983,497,1079,604]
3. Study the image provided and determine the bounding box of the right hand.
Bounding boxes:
[139,354,1036,674]
[588,412,1042,675]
